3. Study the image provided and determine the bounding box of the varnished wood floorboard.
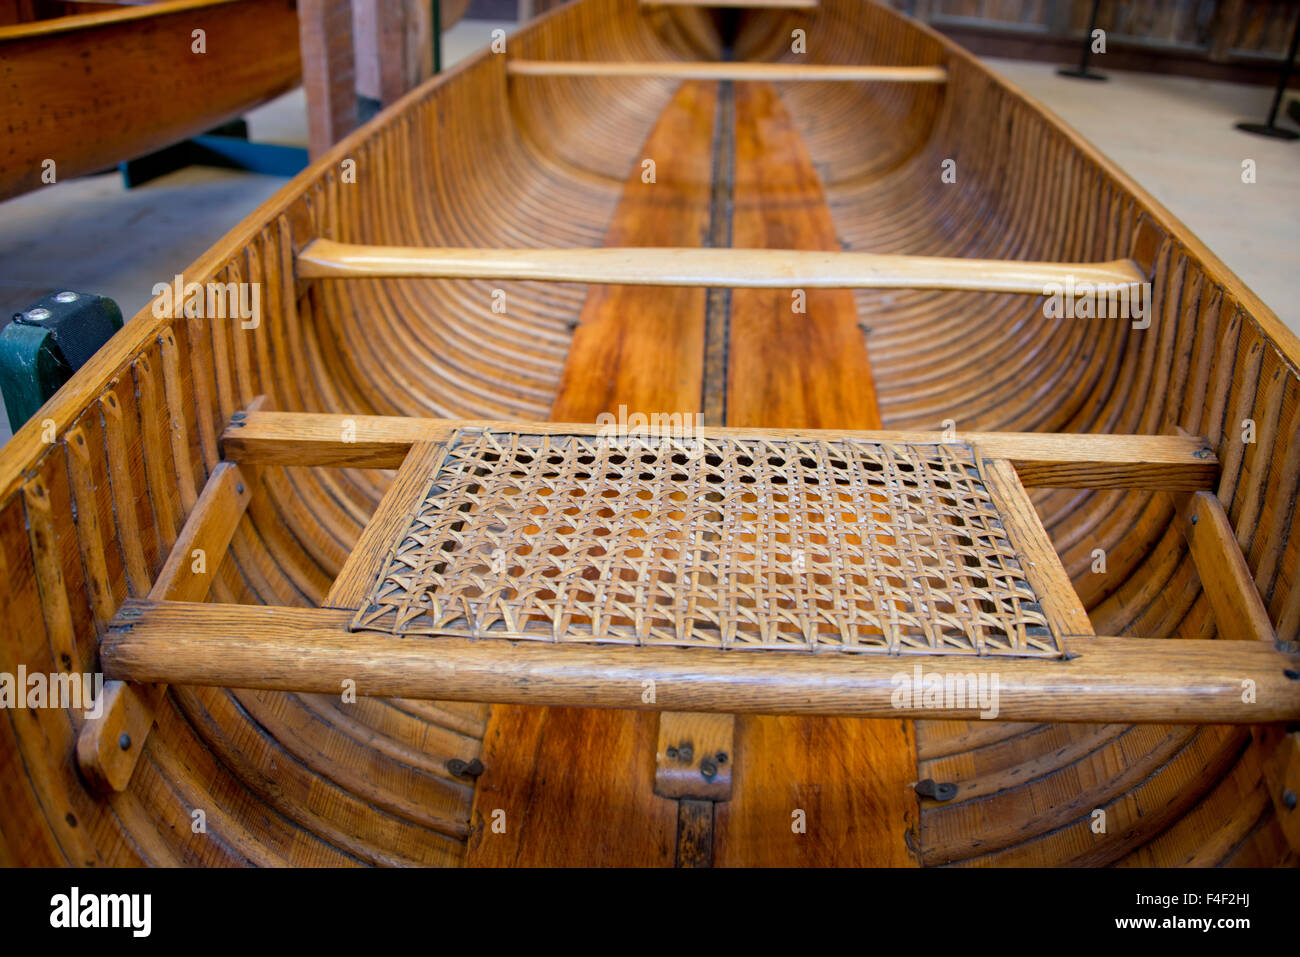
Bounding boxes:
[468,78,917,867]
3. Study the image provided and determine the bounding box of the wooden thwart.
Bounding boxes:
[296,239,1146,295]
[220,411,1219,490]
[507,61,948,83]
[100,602,1300,724]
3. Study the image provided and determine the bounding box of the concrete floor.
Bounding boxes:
[1,25,1296,443]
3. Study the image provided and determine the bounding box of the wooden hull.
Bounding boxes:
[0,0,300,202]
[1,0,1297,867]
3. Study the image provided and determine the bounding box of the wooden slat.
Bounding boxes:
[99,602,1300,724]
[297,240,1146,294]
[221,412,1219,490]
[507,60,947,83]
[1177,490,1276,643]
[325,441,445,608]
[982,458,1095,638]
[76,461,251,792]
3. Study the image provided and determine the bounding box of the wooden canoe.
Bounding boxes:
[0,0,301,202]
[1,0,1298,868]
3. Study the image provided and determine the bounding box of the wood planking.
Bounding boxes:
[549,80,717,421]
[467,80,719,867]
[714,80,913,866]
[725,82,882,430]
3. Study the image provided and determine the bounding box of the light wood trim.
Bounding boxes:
[1177,490,1276,643]
[76,462,252,792]
[507,60,948,83]
[325,442,446,607]
[220,412,1218,490]
[982,459,1094,638]
[296,240,1146,295]
[100,602,1300,724]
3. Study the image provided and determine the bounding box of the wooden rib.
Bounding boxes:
[297,240,1145,294]
[76,462,251,792]
[220,412,1218,490]
[1177,490,1276,643]
[100,602,1300,724]
[508,60,947,83]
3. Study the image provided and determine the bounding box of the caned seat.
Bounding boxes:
[346,429,1072,658]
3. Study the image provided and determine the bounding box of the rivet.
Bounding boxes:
[1190,513,1198,525]
[699,758,717,781]
[677,744,693,763]
[119,733,131,751]
[715,751,728,764]
[1283,789,1298,811]
[54,291,79,303]
[236,483,246,494]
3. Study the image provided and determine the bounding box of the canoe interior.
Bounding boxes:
[1,0,1298,867]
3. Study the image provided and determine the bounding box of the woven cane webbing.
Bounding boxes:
[349,429,1066,657]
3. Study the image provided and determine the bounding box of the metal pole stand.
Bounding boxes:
[1235,7,1300,140]
[1058,0,1109,81]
